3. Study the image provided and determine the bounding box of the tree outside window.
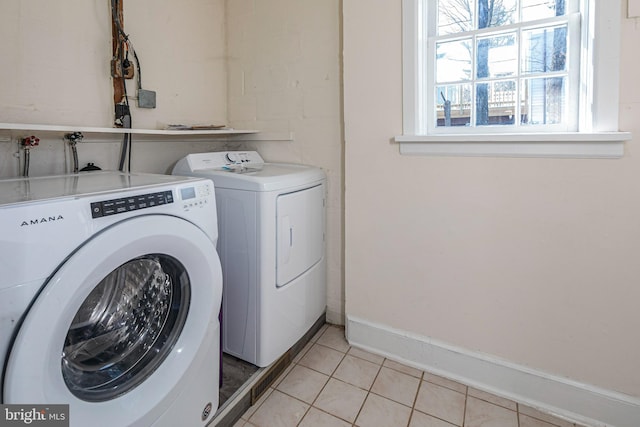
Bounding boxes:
[433,0,568,129]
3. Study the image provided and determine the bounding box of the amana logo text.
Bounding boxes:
[20,215,64,227]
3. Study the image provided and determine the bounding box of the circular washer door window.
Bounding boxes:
[61,254,190,402]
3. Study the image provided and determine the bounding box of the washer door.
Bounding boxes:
[4,215,222,426]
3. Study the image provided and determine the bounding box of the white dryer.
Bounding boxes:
[173,151,326,367]
[0,172,223,427]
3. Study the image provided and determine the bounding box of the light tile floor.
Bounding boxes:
[234,325,588,427]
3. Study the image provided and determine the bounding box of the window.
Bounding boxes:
[431,0,578,132]
[399,0,629,158]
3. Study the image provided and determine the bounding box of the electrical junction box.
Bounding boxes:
[138,89,156,109]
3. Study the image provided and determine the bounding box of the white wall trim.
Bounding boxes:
[346,315,640,427]
[396,132,630,158]
[398,139,625,158]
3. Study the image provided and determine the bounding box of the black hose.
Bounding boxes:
[71,143,79,174]
[118,113,132,172]
[128,134,132,172]
[23,149,30,177]
[118,133,129,172]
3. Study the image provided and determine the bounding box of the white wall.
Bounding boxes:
[344,0,640,400]
[225,0,344,323]
[0,0,112,126]
[0,0,228,177]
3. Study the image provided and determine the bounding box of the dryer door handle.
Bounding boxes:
[280,215,291,264]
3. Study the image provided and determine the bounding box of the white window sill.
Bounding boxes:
[395,132,631,158]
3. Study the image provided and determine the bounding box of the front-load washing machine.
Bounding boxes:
[173,151,326,367]
[0,171,223,427]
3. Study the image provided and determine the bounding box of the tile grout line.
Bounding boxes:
[406,370,426,427]
[289,356,332,427]
[246,325,331,426]
[414,375,470,427]
[363,368,425,420]
[295,330,353,426]
[294,325,334,427]
[348,356,385,427]
[462,383,469,427]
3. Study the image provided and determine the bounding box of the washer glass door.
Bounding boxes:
[62,254,190,402]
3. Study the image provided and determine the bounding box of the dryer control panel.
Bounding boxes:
[175,151,264,172]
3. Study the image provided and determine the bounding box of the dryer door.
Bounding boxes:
[3,215,222,427]
[276,184,325,287]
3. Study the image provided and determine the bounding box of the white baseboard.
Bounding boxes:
[346,315,640,427]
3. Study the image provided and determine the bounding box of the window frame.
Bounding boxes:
[398,0,630,158]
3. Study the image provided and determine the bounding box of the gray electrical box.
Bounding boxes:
[138,89,156,109]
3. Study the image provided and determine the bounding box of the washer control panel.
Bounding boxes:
[178,182,212,211]
[91,191,173,218]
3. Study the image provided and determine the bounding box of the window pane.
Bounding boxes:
[436,84,472,127]
[436,39,472,83]
[522,25,567,74]
[521,0,565,21]
[475,80,516,126]
[477,0,517,29]
[521,77,566,125]
[438,0,476,35]
[476,33,517,79]
[418,0,580,132]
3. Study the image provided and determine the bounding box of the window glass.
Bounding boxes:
[476,33,517,79]
[476,80,516,126]
[520,77,566,125]
[436,39,472,82]
[427,0,572,131]
[521,25,567,74]
[478,0,517,28]
[436,84,472,127]
[437,0,475,35]
[521,0,565,21]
